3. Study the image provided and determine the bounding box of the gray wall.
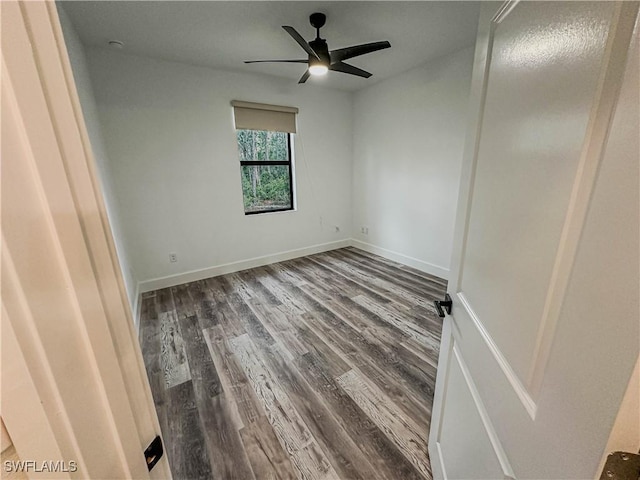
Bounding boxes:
[85,48,353,289]
[352,47,475,279]
[57,7,138,311]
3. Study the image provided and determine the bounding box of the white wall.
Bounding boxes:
[352,47,474,279]
[85,48,353,290]
[57,8,138,310]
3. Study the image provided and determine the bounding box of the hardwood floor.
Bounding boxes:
[139,247,446,480]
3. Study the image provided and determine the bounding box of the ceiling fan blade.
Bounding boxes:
[244,60,308,64]
[283,26,319,60]
[298,70,311,84]
[330,62,372,78]
[330,41,391,63]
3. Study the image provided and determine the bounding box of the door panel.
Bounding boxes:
[429,1,639,478]
[437,342,508,480]
[460,1,615,383]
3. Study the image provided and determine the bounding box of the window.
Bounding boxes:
[232,101,298,215]
[236,129,294,214]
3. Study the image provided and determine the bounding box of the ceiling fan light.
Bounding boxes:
[308,64,328,76]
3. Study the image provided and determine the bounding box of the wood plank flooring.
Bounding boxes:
[139,247,446,480]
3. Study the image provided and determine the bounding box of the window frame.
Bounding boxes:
[237,129,295,216]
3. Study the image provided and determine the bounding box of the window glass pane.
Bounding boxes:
[241,165,292,213]
[236,129,288,162]
[236,128,293,214]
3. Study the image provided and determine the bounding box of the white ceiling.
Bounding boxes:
[60,1,480,92]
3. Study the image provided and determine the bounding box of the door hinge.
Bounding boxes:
[600,451,640,480]
[144,435,163,471]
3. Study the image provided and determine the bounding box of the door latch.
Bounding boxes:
[434,294,452,318]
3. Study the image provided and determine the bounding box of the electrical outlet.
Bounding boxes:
[361,226,369,235]
[169,253,178,263]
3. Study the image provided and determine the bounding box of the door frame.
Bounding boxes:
[1,2,170,477]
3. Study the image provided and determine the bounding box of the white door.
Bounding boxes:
[428,2,639,479]
[2,2,171,478]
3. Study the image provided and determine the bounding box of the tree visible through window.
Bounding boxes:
[236,129,294,214]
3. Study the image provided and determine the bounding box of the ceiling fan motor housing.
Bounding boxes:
[309,38,330,67]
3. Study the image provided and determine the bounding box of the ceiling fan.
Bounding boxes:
[245,12,391,84]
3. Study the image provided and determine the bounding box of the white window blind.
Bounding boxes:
[231,100,298,134]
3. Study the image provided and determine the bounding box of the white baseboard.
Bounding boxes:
[350,239,449,280]
[138,239,351,294]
